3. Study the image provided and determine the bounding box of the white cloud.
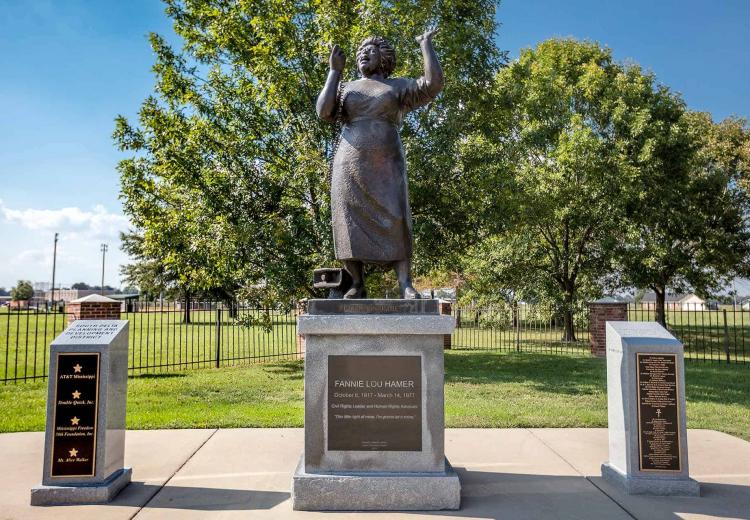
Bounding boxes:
[0,200,133,288]
[0,199,129,240]
[15,249,48,264]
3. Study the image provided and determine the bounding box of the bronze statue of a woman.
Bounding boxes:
[316,28,444,299]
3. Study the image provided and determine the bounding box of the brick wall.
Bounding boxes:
[439,301,452,349]
[588,301,628,357]
[67,300,121,325]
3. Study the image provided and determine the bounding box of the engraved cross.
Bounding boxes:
[656,408,662,418]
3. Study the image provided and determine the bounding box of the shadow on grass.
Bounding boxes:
[263,360,303,380]
[684,363,750,408]
[445,351,606,397]
[129,372,188,380]
[444,351,750,407]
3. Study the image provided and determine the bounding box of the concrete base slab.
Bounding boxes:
[602,463,700,496]
[0,429,215,520]
[292,456,460,511]
[4,428,750,519]
[30,467,132,506]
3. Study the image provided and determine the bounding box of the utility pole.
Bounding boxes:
[51,233,58,311]
[100,243,108,295]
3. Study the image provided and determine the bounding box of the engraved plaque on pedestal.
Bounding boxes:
[328,355,421,451]
[601,322,699,496]
[293,303,461,511]
[50,353,100,477]
[637,353,680,472]
[31,320,132,506]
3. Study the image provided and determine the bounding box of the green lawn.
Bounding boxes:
[2,350,748,442]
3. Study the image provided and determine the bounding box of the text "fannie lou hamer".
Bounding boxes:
[334,379,415,388]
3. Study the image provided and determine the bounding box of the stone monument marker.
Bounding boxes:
[292,299,460,510]
[601,321,700,496]
[31,320,131,505]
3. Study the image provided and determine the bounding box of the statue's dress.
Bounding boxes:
[332,76,435,262]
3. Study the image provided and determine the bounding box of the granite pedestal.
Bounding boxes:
[292,299,460,510]
[31,320,131,505]
[601,321,700,496]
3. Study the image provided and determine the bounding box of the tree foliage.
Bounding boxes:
[616,112,750,324]
[462,38,750,332]
[115,0,505,304]
[120,230,182,299]
[463,39,656,340]
[10,280,33,301]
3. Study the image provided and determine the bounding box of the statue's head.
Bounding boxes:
[356,36,395,78]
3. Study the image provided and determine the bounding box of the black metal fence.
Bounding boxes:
[0,302,301,383]
[628,305,749,364]
[450,303,591,355]
[1,301,746,383]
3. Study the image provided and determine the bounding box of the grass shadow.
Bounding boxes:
[445,350,750,407]
[129,372,188,380]
[262,360,304,380]
[445,351,606,397]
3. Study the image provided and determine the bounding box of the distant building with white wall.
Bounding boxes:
[640,292,706,311]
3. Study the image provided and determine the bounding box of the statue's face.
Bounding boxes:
[357,43,382,77]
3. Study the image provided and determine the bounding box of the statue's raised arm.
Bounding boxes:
[415,27,443,98]
[316,44,345,122]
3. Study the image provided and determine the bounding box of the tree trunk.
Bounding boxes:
[654,285,666,327]
[183,290,191,324]
[561,288,577,342]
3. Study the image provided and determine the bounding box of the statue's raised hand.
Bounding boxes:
[415,26,439,44]
[329,44,346,72]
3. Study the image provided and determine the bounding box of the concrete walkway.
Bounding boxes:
[2,428,749,519]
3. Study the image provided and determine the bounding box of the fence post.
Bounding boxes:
[215,306,222,368]
[515,303,520,352]
[723,309,731,364]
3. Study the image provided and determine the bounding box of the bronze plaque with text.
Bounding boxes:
[328,355,421,451]
[50,353,99,477]
[637,353,681,472]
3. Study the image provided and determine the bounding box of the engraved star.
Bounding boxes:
[70,416,80,426]
[73,364,82,373]
[69,448,78,457]
[72,390,81,399]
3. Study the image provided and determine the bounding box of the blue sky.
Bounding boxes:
[1,0,748,289]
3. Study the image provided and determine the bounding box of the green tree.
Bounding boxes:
[617,112,750,325]
[71,282,91,290]
[120,230,179,300]
[115,0,505,306]
[462,39,703,341]
[120,229,213,322]
[10,280,33,301]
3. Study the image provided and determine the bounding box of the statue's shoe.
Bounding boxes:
[343,285,366,299]
[402,285,421,299]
